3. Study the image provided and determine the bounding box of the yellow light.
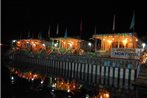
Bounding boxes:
[67,89,70,92]
[73,85,76,89]
[31,41,34,44]
[68,43,73,48]
[104,93,110,98]
[33,44,36,47]
[42,44,46,47]
[123,39,128,45]
[17,41,20,44]
[29,72,32,75]
[107,40,112,44]
[33,74,38,78]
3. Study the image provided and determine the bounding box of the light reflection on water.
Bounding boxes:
[3,62,147,98]
[9,67,136,98]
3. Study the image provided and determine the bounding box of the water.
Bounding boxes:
[2,60,147,98]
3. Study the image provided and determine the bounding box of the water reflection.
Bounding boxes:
[9,67,111,98]
[3,64,147,98]
[94,88,110,98]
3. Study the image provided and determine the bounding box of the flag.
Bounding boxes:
[48,25,50,38]
[64,28,68,38]
[112,14,115,32]
[38,32,40,39]
[38,32,42,39]
[56,24,59,35]
[129,11,135,30]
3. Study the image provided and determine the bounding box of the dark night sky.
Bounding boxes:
[2,1,147,44]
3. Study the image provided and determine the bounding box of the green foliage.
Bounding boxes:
[87,52,96,57]
[59,48,66,54]
[66,49,72,54]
